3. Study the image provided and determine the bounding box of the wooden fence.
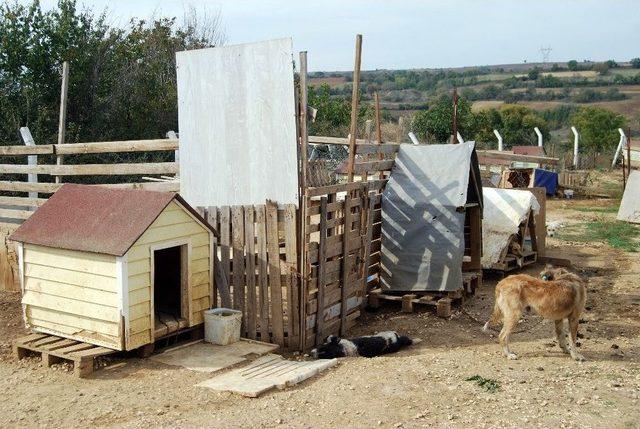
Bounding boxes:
[300,141,394,350]
[0,134,399,352]
[0,136,180,291]
[201,202,300,350]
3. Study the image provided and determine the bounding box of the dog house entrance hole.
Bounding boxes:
[152,244,188,338]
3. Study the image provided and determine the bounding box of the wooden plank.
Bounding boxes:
[315,197,328,346]
[255,205,270,342]
[66,346,114,358]
[231,206,245,326]
[0,196,47,207]
[0,208,33,220]
[207,207,219,308]
[283,204,298,349]
[265,201,284,346]
[361,193,376,300]
[308,136,401,146]
[355,143,399,155]
[0,162,178,176]
[0,145,53,155]
[306,179,387,198]
[244,206,257,340]
[353,160,395,174]
[219,206,231,308]
[54,139,178,155]
[0,180,179,194]
[476,150,559,165]
[339,196,355,336]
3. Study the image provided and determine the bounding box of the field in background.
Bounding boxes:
[309,61,640,126]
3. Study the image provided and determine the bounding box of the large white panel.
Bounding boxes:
[176,38,298,207]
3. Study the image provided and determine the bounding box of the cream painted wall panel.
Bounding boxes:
[176,38,299,207]
[24,277,119,308]
[26,307,120,337]
[23,291,118,322]
[25,263,117,292]
[24,244,116,276]
[125,201,212,346]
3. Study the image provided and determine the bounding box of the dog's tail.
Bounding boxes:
[397,335,413,348]
[483,303,502,332]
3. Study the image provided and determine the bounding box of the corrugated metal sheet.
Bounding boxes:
[10,184,214,256]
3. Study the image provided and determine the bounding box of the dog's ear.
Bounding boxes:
[327,335,340,344]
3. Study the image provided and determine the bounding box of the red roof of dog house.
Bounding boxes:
[10,184,216,256]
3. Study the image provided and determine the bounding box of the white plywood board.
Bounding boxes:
[197,354,338,397]
[150,339,278,373]
[176,38,299,207]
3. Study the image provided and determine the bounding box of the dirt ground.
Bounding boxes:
[1,198,639,429]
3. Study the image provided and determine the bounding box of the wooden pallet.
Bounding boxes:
[491,250,537,272]
[368,289,453,317]
[13,333,116,378]
[368,271,481,318]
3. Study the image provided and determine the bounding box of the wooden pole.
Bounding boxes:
[298,51,310,351]
[374,92,382,144]
[346,34,363,183]
[56,61,69,184]
[452,87,458,144]
[299,52,309,191]
[374,92,384,179]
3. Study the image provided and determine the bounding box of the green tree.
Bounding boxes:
[567,60,579,71]
[0,0,224,148]
[605,59,618,68]
[593,62,610,75]
[527,67,540,80]
[411,94,474,142]
[306,84,371,137]
[570,107,626,153]
[472,108,503,144]
[497,104,549,147]
[631,58,640,69]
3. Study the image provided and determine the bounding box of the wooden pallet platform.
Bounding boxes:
[368,271,481,318]
[491,250,537,272]
[13,333,116,378]
[368,289,453,317]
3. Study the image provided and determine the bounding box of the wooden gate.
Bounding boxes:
[301,180,384,350]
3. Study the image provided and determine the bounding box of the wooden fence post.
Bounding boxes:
[346,34,363,182]
[55,61,69,184]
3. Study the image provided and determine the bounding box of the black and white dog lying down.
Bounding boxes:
[310,331,413,359]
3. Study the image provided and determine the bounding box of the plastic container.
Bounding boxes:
[204,308,242,345]
[565,189,574,199]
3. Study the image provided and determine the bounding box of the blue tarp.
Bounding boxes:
[534,169,558,195]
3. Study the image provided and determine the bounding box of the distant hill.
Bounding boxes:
[309,60,640,129]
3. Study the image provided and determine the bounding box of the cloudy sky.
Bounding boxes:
[38,0,639,71]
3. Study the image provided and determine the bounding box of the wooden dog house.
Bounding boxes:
[10,184,215,351]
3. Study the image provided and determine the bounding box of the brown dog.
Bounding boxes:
[484,265,587,361]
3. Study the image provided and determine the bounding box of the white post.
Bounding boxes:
[612,128,626,168]
[364,119,373,143]
[571,126,579,168]
[534,127,543,148]
[408,132,420,145]
[167,130,179,178]
[19,127,38,201]
[456,132,464,144]
[493,129,503,151]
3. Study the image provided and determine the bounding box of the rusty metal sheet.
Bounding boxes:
[10,184,212,256]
